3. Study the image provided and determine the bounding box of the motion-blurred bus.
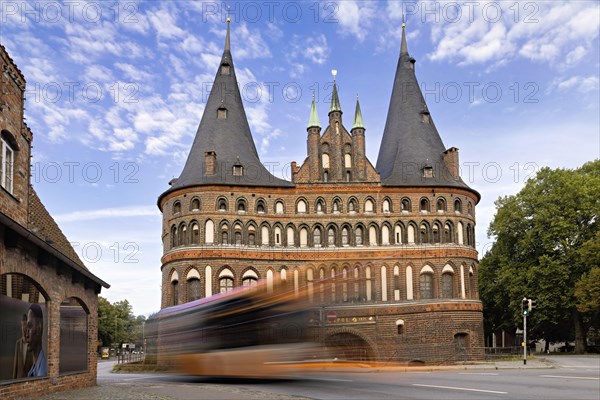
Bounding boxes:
[153,281,317,378]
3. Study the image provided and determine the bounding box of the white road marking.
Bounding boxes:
[459,372,499,376]
[540,375,599,380]
[560,365,600,368]
[412,384,507,394]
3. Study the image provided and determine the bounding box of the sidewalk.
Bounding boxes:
[296,356,554,373]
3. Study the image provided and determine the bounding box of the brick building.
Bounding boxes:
[158,23,483,363]
[0,45,109,399]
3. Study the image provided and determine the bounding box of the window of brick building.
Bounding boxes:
[419,273,433,299]
[1,135,15,194]
[441,273,453,298]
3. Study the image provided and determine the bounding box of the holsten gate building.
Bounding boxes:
[158,23,483,363]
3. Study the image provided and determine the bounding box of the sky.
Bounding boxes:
[1,0,598,316]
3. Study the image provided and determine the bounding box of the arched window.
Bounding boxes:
[234,231,242,245]
[383,199,391,213]
[441,271,453,298]
[274,226,282,246]
[256,200,266,213]
[328,228,335,246]
[287,226,295,246]
[420,223,429,244]
[300,228,308,247]
[322,153,330,168]
[179,224,187,246]
[171,270,179,305]
[173,201,181,214]
[457,221,464,244]
[401,198,411,212]
[306,268,314,302]
[407,224,416,244]
[60,297,88,374]
[187,269,201,301]
[313,227,322,246]
[218,198,228,211]
[342,227,349,245]
[237,199,246,212]
[1,133,15,193]
[190,197,200,211]
[242,270,258,287]
[316,199,324,213]
[344,153,352,168]
[382,225,390,245]
[297,199,307,213]
[437,198,446,212]
[261,226,269,246]
[365,266,372,301]
[454,198,462,213]
[432,224,440,243]
[346,171,351,182]
[365,199,374,213]
[420,272,433,299]
[221,223,229,245]
[275,201,284,214]
[324,171,329,182]
[342,267,349,302]
[420,198,430,212]
[348,199,357,213]
[205,220,214,244]
[369,226,377,246]
[444,223,452,243]
[219,268,234,293]
[332,199,340,212]
[355,227,363,245]
[248,229,256,245]
[190,222,200,244]
[171,225,177,248]
[467,202,473,216]
[393,265,401,301]
[394,225,402,244]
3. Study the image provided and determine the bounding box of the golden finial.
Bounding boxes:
[226,5,231,23]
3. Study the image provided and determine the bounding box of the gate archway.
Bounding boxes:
[324,331,376,361]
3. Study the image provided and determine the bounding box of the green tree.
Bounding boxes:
[479,160,600,352]
[98,297,148,350]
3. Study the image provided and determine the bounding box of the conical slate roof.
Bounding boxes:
[161,22,293,199]
[376,25,473,191]
[352,96,365,130]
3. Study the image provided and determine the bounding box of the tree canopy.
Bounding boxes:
[479,160,599,352]
[98,297,147,350]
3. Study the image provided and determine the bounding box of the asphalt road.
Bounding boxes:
[90,355,600,400]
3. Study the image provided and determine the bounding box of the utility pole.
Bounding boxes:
[522,297,528,365]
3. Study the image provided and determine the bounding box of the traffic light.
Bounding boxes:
[528,299,537,311]
[522,298,529,316]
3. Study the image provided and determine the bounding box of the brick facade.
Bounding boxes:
[157,23,484,364]
[0,45,109,399]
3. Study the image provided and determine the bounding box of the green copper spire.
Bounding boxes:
[352,95,365,130]
[308,94,321,129]
[329,69,342,113]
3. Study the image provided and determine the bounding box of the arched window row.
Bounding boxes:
[168,219,475,249]
[166,261,477,307]
[167,195,475,217]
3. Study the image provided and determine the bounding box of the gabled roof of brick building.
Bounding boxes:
[160,21,293,201]
[375,25,474,192]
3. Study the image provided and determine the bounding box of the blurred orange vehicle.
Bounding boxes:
[152,280,318,378]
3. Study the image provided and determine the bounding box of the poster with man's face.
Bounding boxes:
[0,274,48,382]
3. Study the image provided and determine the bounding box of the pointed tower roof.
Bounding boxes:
[352,95,365,130]
[307,94,321,129]
[375,23,475,192]
[329,70,342,114]
[160,20,292,201]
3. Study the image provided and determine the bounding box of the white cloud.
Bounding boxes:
[555,75,600,93]
[335,1,377,42]
[232,23,271,60]
[147,8,186,39]
[428,1,599,68]
[114,63,153,82]
[55,205,159,222]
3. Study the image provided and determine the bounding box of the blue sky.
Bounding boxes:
[2,1,598,316]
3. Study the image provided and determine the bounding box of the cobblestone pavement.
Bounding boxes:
[17,380,307,400]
